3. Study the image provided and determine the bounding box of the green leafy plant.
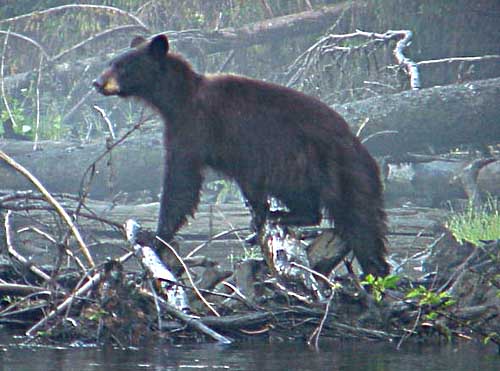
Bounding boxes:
[446,198,500,245]
[406,285,456,320]
[86,308,109,322]
[1,97,32,138]
[361,274,400,302]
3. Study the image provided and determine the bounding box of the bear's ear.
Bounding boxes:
[149,34,169,59]
[130,35,146,48]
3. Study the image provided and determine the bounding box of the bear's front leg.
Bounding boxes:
[156,148,203,257]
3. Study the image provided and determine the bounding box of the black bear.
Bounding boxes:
[94,34,390,277]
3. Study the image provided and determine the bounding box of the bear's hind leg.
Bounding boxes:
[270,192,321,226]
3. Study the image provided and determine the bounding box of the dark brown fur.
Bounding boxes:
[94,35,390,276]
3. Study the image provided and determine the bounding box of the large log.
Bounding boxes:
[0,79,498,198]
[336,77,500,156]
[176,2,358,54]
[0,134,164,199]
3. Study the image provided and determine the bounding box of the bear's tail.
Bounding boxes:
[321,144,390,277]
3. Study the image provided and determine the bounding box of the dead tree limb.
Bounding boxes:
[174,1,359,54]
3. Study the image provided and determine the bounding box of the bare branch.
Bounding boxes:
[156,236,221,317]
[51,24,149,63]
[417,54,500,66]
[33,53,43,150]
[3,211,52,283]
[1,31,17,130]
[0,4,149,31]
[0,150,95,268]
[0,30,50,59]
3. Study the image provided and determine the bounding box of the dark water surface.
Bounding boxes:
[0,333,498,371]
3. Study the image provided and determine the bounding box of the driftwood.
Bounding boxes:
[386,158,500,206]
[0,133,164,199]
[0,131,497,204]
[1,176,497,347]
[336,77,500,156]
[176,1,358,55]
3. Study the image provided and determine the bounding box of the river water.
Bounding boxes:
[0,332,498,371]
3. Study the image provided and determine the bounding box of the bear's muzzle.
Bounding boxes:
[93,69,120,96]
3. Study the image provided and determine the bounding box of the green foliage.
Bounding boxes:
[0,96,32,139]
[242,246,262,260]
[483,332,499,345]
[227,246,262,266]
[406,285,456,321]
[361,274,399,302]
[406,285,455,307]
[446,198,500,245]
[1,92,68,140]
[40,105,66,140]
[86,308,109,322]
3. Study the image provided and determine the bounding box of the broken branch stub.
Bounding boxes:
[259,221,325,302]
[124,220,189,312]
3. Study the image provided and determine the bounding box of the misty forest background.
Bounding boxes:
[0,0,499,219]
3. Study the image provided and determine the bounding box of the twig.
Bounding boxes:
[217,50,235,73]
[33,52,43,151]
[397,307,423,349]
[148,280,162,330]
[438,247,481,293]
[0,30,17,130]
[144,291,232,344]
[388,29,420,89]
[290,262,336,289]
[185,227,248,258]
[16,226,87,272]
[285,29,421,90]
[156,236,221,317]
[51,25,148,63]
[356,117,370,137]
[0,283,49,296]
[417,54,500,66]
[361,130,399,144]
[3,211,52,283]
[92,105,115,140]
[0,290,51,317]
[77,112,152,208]
[308,291,335,350]
[0,150,95,268]
[61,89,94,125]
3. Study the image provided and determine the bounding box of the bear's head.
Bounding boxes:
[93,34,170,98]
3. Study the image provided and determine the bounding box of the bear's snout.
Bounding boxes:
[93,70,120,96]
[92,76,105,92]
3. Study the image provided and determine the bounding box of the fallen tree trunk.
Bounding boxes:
[386,159,500,206]
[0,134,164,199]
[336,77,500,156]
[176,1,359,55]
[1,80,498,199]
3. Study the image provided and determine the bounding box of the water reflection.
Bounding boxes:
[0,334,498,371]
